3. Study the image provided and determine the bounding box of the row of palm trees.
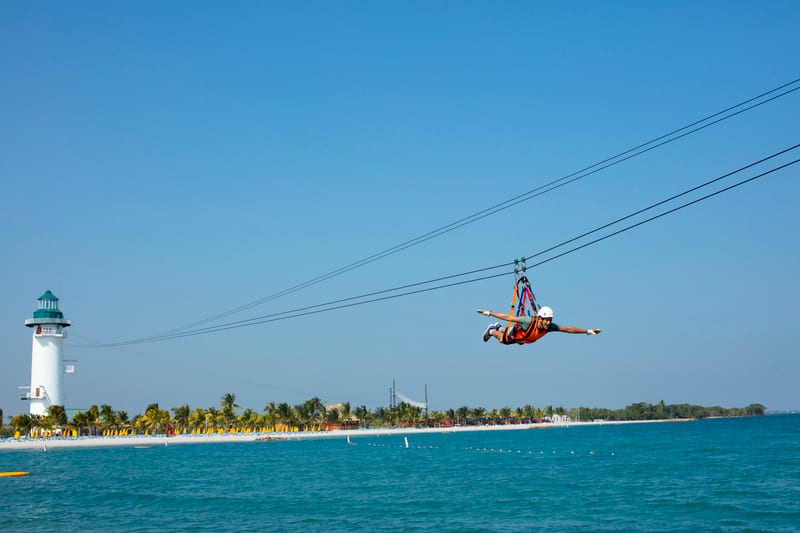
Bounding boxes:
[5,404,132,438]
[2,394,568,438]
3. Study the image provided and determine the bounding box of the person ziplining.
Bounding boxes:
[477,259,600,345]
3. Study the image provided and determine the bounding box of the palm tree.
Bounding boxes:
[373,406,390,426]
[86,405,101,436]
[137,403,170,435]
[189,407,206,433]
[47,404,68,427]
[472,407,487,424]
[11,413,34,437]
[262,402,278,431]
[117,410,130,434]
[22,414,45,437]
[456,406,470,426]
[389,405,401,426]
[172,404,190,433]
[100,404,115,433]
[204,407,220,433]
[306,397,326,429]
[294,402,311,431]
[275,403,295,431]
[220,393,240,430]
[46,405,68,436]
[520,404,535,423]
[354,405,369,428]
[431,410,449,427]
[131,414,145,434]
[400,404,422,427]
[238,408,259,432]
[35,414,53,436]
[72,411,90,436]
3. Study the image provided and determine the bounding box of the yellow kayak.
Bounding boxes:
[0,472,30,477]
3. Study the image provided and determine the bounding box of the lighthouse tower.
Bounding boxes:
[23,290,72,416]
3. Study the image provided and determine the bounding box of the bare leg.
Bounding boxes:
[490,327,506,342]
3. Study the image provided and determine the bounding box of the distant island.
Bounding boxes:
[0,396,766,439]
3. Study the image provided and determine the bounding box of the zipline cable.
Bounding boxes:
[159,79,800,335]
[523,157,798,270]
[89,144,799,345]
[85,147,799,347]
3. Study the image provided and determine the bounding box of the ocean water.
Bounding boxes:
[1,415,799,532]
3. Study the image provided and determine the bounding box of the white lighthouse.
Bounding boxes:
[23,290,72,416]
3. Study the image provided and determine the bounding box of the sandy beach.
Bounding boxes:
[0,419,685,451]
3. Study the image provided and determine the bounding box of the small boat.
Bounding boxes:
[0,471,30,477]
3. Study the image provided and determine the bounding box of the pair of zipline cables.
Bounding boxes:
[156,78,800,336]
[90,143,799,347]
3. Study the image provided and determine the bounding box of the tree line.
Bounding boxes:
[0,396,766,438]
[576,401,766,421]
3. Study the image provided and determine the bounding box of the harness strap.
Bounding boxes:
[506,258,541,341]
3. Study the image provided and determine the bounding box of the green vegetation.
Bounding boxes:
[0,396,766,438]
[575,401,766,421]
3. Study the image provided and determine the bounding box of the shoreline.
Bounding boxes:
[0,418,694,451]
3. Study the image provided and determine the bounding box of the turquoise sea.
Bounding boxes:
[2,414,799,532]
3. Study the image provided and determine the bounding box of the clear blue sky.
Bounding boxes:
[2,1,798,418]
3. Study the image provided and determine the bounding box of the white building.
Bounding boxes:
[22,290,72,416]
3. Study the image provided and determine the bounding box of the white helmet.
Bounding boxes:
[538,306,554,319]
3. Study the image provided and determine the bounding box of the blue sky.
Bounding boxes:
[2,2,798,418]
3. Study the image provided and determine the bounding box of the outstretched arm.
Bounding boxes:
[476,309,524,324]
[557,325,601,335]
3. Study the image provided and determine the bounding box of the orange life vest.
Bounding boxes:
[502,318,550,345]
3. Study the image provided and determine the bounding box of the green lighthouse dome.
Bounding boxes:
[26,290,71,327]
[32,290,64,319]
